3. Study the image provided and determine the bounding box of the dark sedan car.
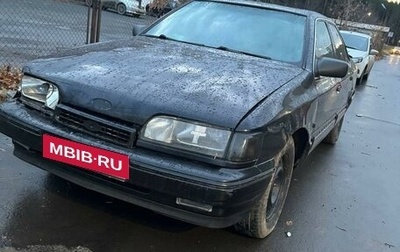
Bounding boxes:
[0,0,356,238]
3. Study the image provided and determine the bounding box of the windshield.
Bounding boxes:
[340,33,369,52]
[144,1,306,64]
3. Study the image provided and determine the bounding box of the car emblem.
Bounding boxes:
[91,98,112,111]
[82,120,101,132]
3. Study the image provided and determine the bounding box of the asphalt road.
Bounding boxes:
[0,56,399,252]
[0,0,155,66]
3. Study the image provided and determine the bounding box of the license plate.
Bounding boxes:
[43,134,129,181]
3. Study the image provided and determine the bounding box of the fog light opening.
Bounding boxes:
[176,198,213,213]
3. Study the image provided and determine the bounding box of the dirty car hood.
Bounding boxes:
[24,37,303,129]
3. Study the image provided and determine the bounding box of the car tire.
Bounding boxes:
[323,117,344,145]
[356,67,366,85]
[234,136,295,238]
[117,3,126,15]
[364,65,372,80]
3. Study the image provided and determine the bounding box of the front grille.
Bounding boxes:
[55,105,136,147]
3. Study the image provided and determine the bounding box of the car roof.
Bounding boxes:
[340,30,372,39]
[196,0,326,19]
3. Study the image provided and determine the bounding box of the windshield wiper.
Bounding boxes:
[215,46,271,60]
[143,34,206,47]
[143,34,172,40]
[143,35,271,59]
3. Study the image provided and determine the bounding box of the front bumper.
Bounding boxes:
[0,100,275,228]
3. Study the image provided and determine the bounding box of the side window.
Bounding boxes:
[315,21,334,58]
[327,23,348,61]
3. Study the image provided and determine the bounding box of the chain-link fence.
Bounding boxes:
[97,1,156,42]
[0,0,156,67]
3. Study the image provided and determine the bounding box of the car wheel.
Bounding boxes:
[234,136,294,238]
[356,67,366,85]
[323,117,344,145]
[364,72,370,80]
[117,3,126,15]
[85,0,92,7]
[364,65,372,80]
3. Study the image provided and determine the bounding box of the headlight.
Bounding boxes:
[351,57,363,64]
[21,76,59,109]
[141,116,231,158]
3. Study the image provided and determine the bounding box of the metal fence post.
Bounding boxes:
[86,6,92,44]
[87,0,102,44]
[96,2,102,43]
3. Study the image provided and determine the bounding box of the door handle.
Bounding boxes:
[336,84,342,93]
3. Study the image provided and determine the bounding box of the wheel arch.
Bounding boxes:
[291,127,310,167]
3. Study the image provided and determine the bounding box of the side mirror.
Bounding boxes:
[370,49,379,56]
[132,24,147,36]
[316,57,348,78]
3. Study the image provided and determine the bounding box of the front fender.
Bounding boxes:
[235,71,316,163]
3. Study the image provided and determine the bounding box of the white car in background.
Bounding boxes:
[102,0,146,16]
[340,30,379,84]
[390,46,400,55]
[86,0,146,17]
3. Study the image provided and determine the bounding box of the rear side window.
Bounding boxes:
[327,23,348,61]
[315,21,334,58]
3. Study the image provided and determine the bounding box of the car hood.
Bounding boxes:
[346,48,368,59]
[24,37,303,129]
